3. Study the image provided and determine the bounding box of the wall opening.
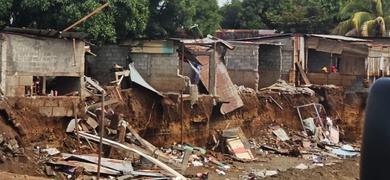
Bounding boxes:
[47,77,80,96]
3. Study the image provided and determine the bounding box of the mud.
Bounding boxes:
[0,85,367,178]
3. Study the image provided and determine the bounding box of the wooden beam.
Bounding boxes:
[63,2,109,32]
[86,98,118,111]
[295,62,311,85]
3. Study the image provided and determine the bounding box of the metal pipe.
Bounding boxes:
[97,91,105,180]
[63,2,109,32]
[180,43,184,143]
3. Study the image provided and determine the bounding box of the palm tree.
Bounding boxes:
[332,0,390,37]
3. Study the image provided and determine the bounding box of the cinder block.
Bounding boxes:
[52,106,71,117]
[6,76,19,86]
[19,76,32,86]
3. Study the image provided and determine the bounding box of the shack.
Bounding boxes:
[240,34,371,92]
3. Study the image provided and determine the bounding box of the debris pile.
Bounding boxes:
[260,79,315,96]
[0,134,23,157]
[235,85,256,94]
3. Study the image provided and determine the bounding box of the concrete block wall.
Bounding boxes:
[86,45,130,84]
[255,37,294,83]
[88,44,186,92]
[307,49,333,72]
[259,45,282,88]
[2,34,84,76]
[1,33,85,97]
[225,42,259,89]
[6,97,80,117]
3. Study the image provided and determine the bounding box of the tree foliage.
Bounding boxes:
[145,0,221,38]
[220,0,348,34]
[0,0,12,26]
[333,0,390,37]
[7,0,149,43]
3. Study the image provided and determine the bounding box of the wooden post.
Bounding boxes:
[97,91,105,180]
[209,43,216,95]
[42,76,47,95]
[63,3,110,32]
[180,44,184,143]
[74,103,81,153]
[72,38,77,66]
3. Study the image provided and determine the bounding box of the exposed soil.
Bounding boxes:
[0,84,366,179]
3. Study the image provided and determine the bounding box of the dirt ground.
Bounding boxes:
[0,84,366,179]
[186,156,360,180]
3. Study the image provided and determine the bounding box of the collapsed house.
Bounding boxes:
[87,35,244,114]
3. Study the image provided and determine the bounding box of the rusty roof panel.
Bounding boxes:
[215,60,244,114]
[196,54,243,114]
[307,34,371,42]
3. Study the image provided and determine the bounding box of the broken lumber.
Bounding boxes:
[295,62,311,85]
[78,131,186,180]
[85,99,119,111]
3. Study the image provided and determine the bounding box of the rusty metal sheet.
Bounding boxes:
[61,153,133,173]
[307,34,371,42]
[215,60,244,114]
[48,160,121,175]
[196,55,243,114]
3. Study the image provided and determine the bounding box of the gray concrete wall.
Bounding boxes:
[0,33,85,97]
[87,44,186,92]
[253,37,294,85]
[86,45,130,84]
[259,45,282,88]
[225,42,259,90]
[131,49,186,92]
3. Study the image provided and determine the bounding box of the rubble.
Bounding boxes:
[260,79,315,96]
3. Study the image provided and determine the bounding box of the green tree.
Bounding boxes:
[145,0,221,38]
[0,0,12,27]
[9,0,149,43]
[219,0,347,34]
[193,0,222,36]
[332,0,390,36]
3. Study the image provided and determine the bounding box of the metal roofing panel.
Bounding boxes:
[308,34,371,42]
[2,27,89,39]
[170,35,235,50]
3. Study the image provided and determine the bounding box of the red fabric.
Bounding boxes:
[331,65,336,72]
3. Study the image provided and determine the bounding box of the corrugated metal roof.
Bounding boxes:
[2,27,89,39]
[170,35,235,50]
[307,34,371,42]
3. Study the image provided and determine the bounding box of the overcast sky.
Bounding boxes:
[218,0,229,7]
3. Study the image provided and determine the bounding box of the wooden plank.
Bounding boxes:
[86,99,119,111]
[295,62,311,85]
[181,149,192,172]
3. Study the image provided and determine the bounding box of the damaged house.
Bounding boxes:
[0,27,88,116]
[232,34,372,92]
[87,35,243,114]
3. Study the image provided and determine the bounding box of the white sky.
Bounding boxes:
[217,0,230,7]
